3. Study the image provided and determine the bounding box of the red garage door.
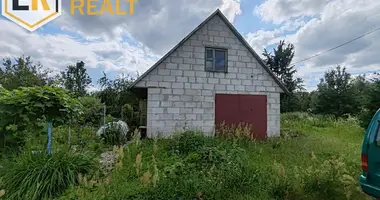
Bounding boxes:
[215,94,267,140]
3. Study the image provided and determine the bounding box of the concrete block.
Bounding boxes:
[185,89,200,96]
[159,82,171,88]
[202,90,213,96]
[185,102,197,108]
[184,58,196,64]
[263,81,273,86]
[194,46,204,53]
[191,83,203,89]
[161,88,172,94]
[196,59,204,65]
[205,96,214,102]
[168,95,180,101]
[202,102,213,108]
[220,79,231,84]
[194,52,203,59]
[147,82,159,87]
[214,36,224,43]
[163,76,176,82]
[193,65,204,71]
[161,101,172,107]
[193,108,204,114]
[237,74,247,79]
[177,77,189,83]
[152,108,164,114]
[184,71,195,77]
[179,51,192,58]
[193,95,205,102]
[171,57,183,63]
[242,80,253,86]
[208,30,219,36]
[168,108,180,114]
[191,40,202,46]
[186,114,197,120]
[173,89,185,95]
[196,71,207,77]
[231,79,241,85]
[215,85,226,90]
[172,83,184,89]
[174,102,185,107]
[238,50,248,56]
[203,84,214,90]
[235,85,245,91]
[178,64,191,70]
[158,69,170,75]
[227,85,234,91]
[208,78,219,84]
[170,70,183,76]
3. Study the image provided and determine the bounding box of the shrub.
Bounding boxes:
[0,151,96,200]
[100,122,129,146]
[168,130,211,156]
[78,96,104,126]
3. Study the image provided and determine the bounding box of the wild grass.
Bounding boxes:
[0,151,96,200]
[0,112,371,200]
[56,113,371,200]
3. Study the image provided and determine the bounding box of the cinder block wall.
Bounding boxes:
[135,14,283,138]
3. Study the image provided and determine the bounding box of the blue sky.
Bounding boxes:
[1,0,379,91]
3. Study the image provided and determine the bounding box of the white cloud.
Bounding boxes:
[254,0,330,24]
[251,0,380,90]
[0,0,242,83]
[0,19,157,76]
[56,0,242,55]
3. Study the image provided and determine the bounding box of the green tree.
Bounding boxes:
[96,73,140,129]
[78,96,104,126]
[315,66,358,117]
[0,86,82,151]
[60,61,91,96]
[360,73,380,127]
[263,40,304,112]
[0,56,53,90]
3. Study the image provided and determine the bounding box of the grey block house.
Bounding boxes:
[130,9,288,139]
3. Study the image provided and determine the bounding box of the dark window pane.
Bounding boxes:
[206,60,213,71]
[206,49,214,59]
[215,50,226,71]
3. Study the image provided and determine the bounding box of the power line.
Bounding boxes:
[291,26,380,65]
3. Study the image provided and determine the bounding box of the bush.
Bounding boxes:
[0,151,96,200]
[78,96,104,126]
[99,121,129,146]
[168,131,212,156]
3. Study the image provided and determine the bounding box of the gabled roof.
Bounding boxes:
[129,9,289,93]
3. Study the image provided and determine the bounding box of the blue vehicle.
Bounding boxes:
[360,109,380,198]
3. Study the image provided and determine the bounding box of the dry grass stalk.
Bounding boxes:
[135,152,143,175]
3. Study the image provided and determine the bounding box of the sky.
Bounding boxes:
[0,0,379,91]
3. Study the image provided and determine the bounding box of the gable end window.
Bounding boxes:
[205,47,228,72]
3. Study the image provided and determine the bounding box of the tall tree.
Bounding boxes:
[60,61,91,96]
[0,56,53,90]
[315,66,358,117]
[263,40,304,112]
[263,40,304,92]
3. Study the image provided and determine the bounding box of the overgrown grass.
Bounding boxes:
[57,112,371,200]
[0,113,371,200]
[0,151,96,200]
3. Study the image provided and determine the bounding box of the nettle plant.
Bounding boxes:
[0,86,82,153]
